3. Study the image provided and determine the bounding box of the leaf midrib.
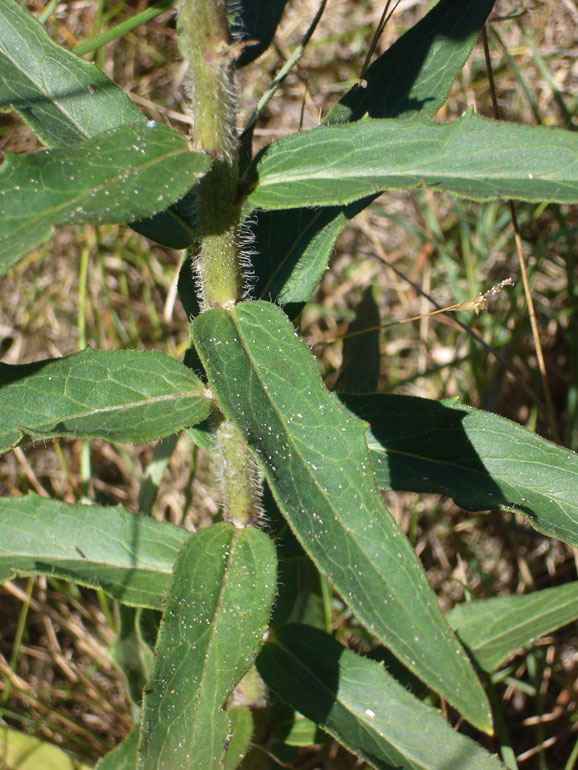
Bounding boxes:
[1,12,142,140]
[269,636,433,770]
[373,439,578,493]
[228,310,455,688]
[174,529,237,762]
[460,596,578,653]
[3,141,195,227]
[11,388,204,423]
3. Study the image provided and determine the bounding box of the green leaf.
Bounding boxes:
[0,347,211,451]
[232,0,289,68]
[0,725,91,770]
[251,199,368,309]
[271,553,330,630]
[325,0,496,124]
[111,605,158,706]
[340,393,578,548]
[276,709,326,748]
[0,122,210,274]
[130,194,199,250]
[258,624,505,770]
[0,0,199,250]
[251,0,496,308]
[0,0,144,145]
[192,301,491,733]
[137,523,277,770]
[447,582,578,672]
[73,0,175,56]
[0,494,189,608]
[247,112,578,210]
[224,707,253,770]
[95,727,139,770]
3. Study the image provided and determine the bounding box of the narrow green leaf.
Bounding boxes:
[325,0,496,124]
[130,195,199,250]
[138,435,181,516]
[0,0,199,250]
[74,0,175,56]
[137,523,277,770]
[276,709,326,748]
[0,122,210,274]
[95,727,139,770]
[340,393,578,548]
[0,347,211,452]
[258,624,505,770]
[224,707,253,770]
[112,605,157,706]
[192,301,491,733]
[0,0,144,145]
[271,553,329,630]
[247,112,578,209]
[0,495,189,608]
[251,0,495,308]
[251,199,368,308]
[447,582,578,672]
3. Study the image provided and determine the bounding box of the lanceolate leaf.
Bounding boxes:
[0,495,189,608]
[193,301,491,733]
[137,523,277,770]
[247,112,578,210]
[251,199,368,308]
[0,347,211,451]
[447,582,578,672]
[0,0,199,250]
[258,624,505,770]
[325,0,496,125]
[0,0,144,144]
[111,606,157,706]
[224,707,254,770]
[0,123,210,274]
[251,0,496,308]
[271,553,330,630]
[340,393,578,547]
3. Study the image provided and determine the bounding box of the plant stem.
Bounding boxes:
[178,0,242,309]
[217,419,261,527]
[178,0,260,526]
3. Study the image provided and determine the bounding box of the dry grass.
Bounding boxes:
[1,0,577,767]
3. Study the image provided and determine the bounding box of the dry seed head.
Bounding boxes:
[455,277,515,315]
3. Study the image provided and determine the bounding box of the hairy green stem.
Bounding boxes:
[178,0,242,308]
[178,0,259,525]
[217,419,261,527]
